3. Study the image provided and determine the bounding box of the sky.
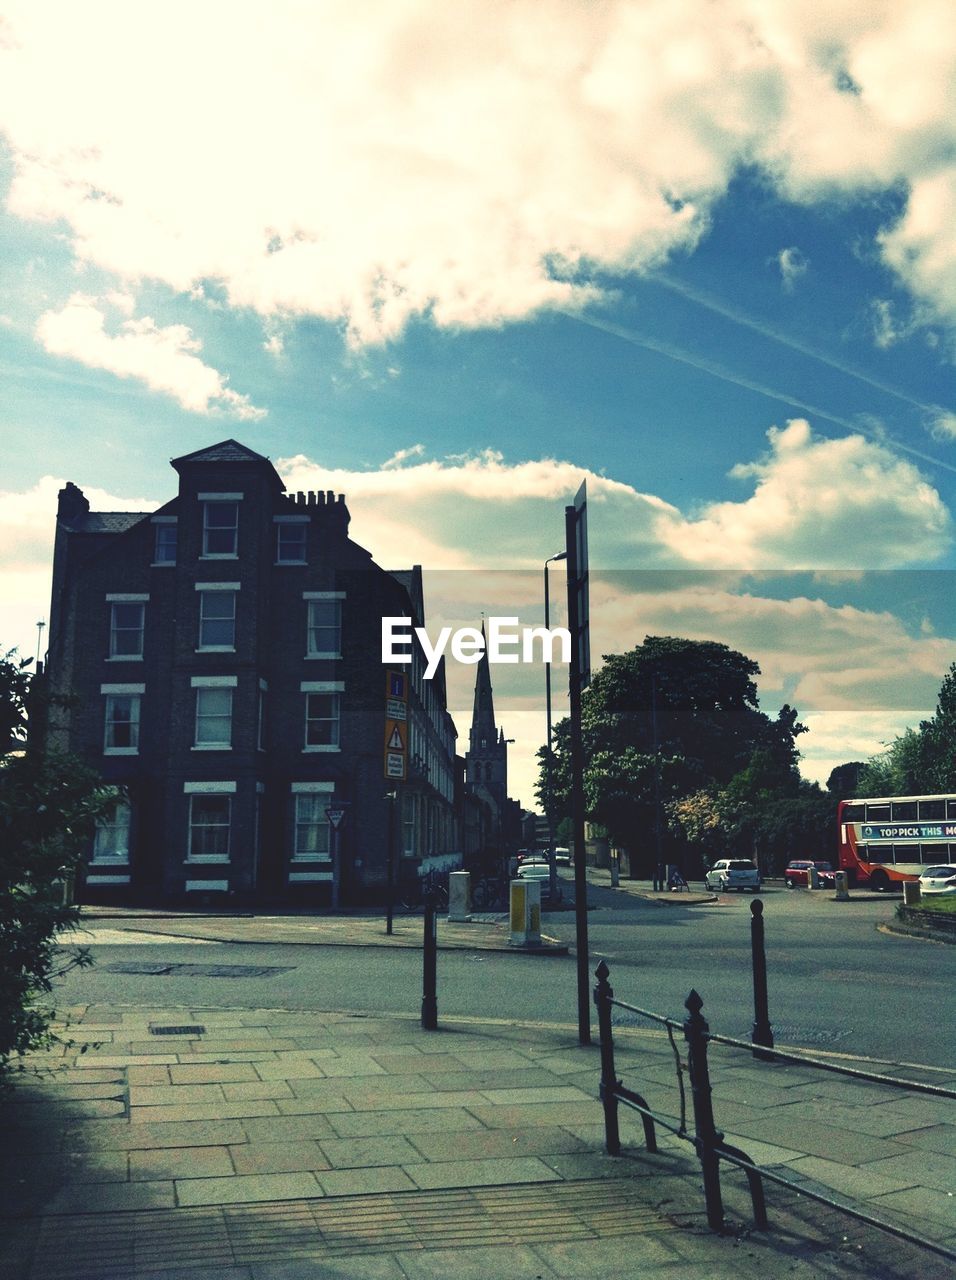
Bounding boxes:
[1,1,955,809]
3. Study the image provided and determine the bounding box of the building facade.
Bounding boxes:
[46,440,458,908]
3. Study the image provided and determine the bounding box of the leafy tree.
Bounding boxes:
[0,649,110,1084]
[857,729,925,797]
[826,762,867,796]
[539,636,806,872]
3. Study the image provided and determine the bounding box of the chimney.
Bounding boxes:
[57,482,90,525]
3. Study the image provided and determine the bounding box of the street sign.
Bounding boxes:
[384,670,408,781]
[325,807,347,830]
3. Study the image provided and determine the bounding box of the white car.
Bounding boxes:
[918,865,956,896]
[704,859,761,892]
[516,860,562,901]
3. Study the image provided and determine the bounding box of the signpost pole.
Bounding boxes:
[566,481,591,1047]
[383,670,408,936]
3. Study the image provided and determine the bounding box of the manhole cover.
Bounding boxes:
[173,963,295,978]
[101,961,175,975]
[100,962,294,978]
[149,1025,206,1036]
[773,1024,851,1045]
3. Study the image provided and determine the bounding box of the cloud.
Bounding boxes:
[776,246,808,292]
[1,2,955,345]
[35,293,265,418]
[2,427,953,805]
[657,419,952,569]
[930,410,956,440]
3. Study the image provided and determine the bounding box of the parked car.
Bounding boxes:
[516,859,562,901]
[785,859,835,888]
[553,847,572,866]
[918,865,956,896]
[515,849,535,866]
[704,859,761,892]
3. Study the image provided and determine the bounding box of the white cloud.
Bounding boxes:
[930,410,956,440]
[776,246,808,292]
[35,293,265,418]
[657,419,952,569]
[1,2,954,343]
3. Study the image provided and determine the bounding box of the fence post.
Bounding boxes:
[684,989,725,1232]
[750,899,775,1060]
[421,896,438,1030]
[593,961,621,1156]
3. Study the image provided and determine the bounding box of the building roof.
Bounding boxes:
[171,439,273,467]
[75,512,148,534]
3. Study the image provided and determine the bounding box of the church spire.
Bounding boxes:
[469,622,497,751]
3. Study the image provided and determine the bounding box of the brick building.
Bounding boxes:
[45,439,458,908]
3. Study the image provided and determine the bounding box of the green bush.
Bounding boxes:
[0,649,110,1084]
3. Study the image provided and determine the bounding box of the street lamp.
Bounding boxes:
[544,551,567,893]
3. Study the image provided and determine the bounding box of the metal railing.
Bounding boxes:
[594,956,956,1264]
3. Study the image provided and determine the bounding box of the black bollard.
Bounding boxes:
[421,895,438,1030]
[684,989,725,1232]
[594,961,621,1156]
[750,899,775,1060]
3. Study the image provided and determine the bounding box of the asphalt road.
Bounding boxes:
[52,884,955,1069]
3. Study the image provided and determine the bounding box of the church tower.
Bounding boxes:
[465,626,508,811]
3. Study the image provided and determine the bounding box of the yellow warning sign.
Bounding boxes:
[385,721,405,752]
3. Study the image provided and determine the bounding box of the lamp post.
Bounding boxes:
[544,551,567,898]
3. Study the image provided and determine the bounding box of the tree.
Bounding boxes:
[539,636,806,872]
[0,649,110,1084]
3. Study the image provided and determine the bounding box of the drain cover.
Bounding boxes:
[149,1025,206,1036]
[100,962,294,978]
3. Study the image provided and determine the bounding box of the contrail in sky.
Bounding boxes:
[653,274,949,420]
[559,310,956,478]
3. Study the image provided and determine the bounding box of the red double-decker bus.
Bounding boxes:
[837,793,956,891]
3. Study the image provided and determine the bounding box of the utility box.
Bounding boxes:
[834,871,850,901]
[902,880,921,906]
[448,871,471,922]
[509,879,542,947]
[808,865,820,889]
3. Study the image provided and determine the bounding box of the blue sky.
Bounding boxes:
[1,2,955,806]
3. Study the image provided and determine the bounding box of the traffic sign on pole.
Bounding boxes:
[384,670,408,781]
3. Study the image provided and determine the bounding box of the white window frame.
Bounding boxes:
[196,584,238,651]
[275,516,309,564]
[304,592,343,658]
[192,677,236,749]
[102,685,143,754]
[107,597,146,660]
[292,792,333,862]
[302,680,343,752]
[151,517,178,566]
[201,499,240,558]
[187,793,232,863]
[91,796,132,865]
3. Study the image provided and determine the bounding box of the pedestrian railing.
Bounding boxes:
[594,946,956,1265]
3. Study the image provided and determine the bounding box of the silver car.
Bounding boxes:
[705,859,761,892]
[918,865,956,896]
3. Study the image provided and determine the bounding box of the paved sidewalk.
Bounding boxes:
[2,998,954,1280]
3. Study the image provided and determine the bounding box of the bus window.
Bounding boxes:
[919,800,946,820]
[857,845,870,862]
[894,845,918,866]
[842,803,864,823]
[948,800,956,820]
[891,801,917,820]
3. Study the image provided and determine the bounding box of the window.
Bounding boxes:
[92,798,131,864]
[304,691,340,748]
[293,794,331,860]
[866,803,890,821]
[891,801,917,820]
[195,687,233,747]
[109,602,145,658]
[198,590,237,649]
[188,794,231,860]
[306,597,342,656]
[104,693,140,753]
[276,522,307,563]
[202,501,238,556]
[919,800,946,820]
[153,522,177,564]
[304,692,340,748]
